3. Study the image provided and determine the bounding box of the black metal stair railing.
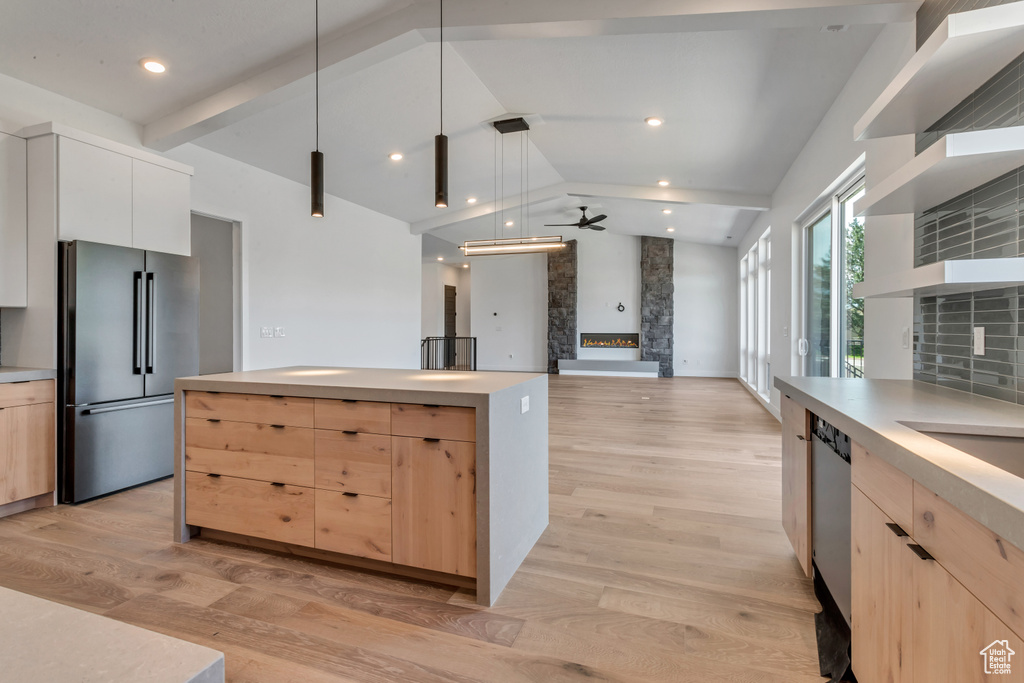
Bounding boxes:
[421,337,477,371]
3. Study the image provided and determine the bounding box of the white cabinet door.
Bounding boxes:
[132,159,191,255]
[0,132,27,307]
[57,137,132,247]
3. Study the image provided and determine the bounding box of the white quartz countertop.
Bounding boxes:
[776,377,1024,551]
[0,586,223,682]
[176,366,545,406]
[0,366,56,383]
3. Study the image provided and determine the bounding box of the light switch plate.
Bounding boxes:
[901,326,910,350]
[521,396,529,414]
[974,327,985,355]
[274,327,286,338]
[260,326,273,338]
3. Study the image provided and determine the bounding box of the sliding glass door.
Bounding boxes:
[803,177,866,378]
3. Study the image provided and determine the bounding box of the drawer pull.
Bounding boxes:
[423,404,440,408]
[270,395,285,399]
[271,482,285,487]
[908,544,934,561]
[423,438,441,443]
[206,418,221,423]
[10,380,30,384]
[885,523,908,537]
[796,435,806,441]
[342,492,359,497]
[342,430,359,435]
[207,473,221,478]
[342,399,358,403]
[270,424,286,429]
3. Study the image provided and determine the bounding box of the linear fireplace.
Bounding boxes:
[580,333,640,349]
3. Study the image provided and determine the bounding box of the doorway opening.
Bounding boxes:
[190,214,241,374]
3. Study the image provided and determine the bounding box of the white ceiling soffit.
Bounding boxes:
[139,0,918,150]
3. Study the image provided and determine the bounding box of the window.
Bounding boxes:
[801,176,865,378]
[740,227,771,398]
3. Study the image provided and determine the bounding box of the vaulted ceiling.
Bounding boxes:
[1,1,917,248]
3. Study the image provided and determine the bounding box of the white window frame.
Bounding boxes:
[740,226,771,398]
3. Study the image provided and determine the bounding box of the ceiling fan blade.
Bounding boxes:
[588,225,607,231]
[545,223,582,227]
[585,214,608,225]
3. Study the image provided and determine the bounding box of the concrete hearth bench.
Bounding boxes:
[557,359,660,378]
[0,586,224,682]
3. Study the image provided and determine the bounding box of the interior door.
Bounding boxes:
[65,241,146,405]
[144,251,199,396]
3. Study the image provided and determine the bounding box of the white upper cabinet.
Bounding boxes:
[0,131,27,307]
[45,127,191,255]
[57,136,133,247]
[132,159,191,255]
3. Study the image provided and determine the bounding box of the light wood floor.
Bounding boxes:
[0,376,822,682]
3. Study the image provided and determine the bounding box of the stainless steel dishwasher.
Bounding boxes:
[812,415,852,626]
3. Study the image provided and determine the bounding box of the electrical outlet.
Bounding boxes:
[521,396,529,414]
[902,326,910,350]
[260,326,273,338]
[974,327,986,356]
[274,327,286,338]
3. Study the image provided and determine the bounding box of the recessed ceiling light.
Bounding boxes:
[658,180,670,187]
[140,58,166,74]
[467,197,478,204]
[505,220,514,227]
[667,227,675,233]
[437,257,444,261]
[662,209,672,215]
[389,152,403,161]
[463,264,469,268]
[645,117,663,127]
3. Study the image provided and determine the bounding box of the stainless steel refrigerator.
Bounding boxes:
[59,240,199,503]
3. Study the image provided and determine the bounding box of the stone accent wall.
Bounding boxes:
[547,240,577,374]
[640,237,674,378]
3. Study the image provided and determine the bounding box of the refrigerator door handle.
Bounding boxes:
[145,272,156,374]
[133,271,144,375]
[81,398,175,416]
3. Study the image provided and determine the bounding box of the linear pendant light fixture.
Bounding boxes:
[460,117,565,256]
[310,0,324,217]
[434,0,448,208]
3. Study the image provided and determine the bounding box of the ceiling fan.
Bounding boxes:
[545,206,608,231]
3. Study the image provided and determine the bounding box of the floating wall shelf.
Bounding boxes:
[852,258,1024,299]
[854,3,1024,140]
[859,126,1024,217]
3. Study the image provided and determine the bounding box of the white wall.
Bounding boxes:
[737,22,916,413]
[456,265,472,338]
[674,241,739,378]
[576,232,641,361]
[167,144,421,371]
[421,262,470,339]
[470,254,547,372]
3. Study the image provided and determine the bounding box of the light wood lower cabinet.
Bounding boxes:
[0,381,55,507]
[183,391,478,579]
[392,437,477,577]
[315,490,392,561]
[781,394,812,577]
[852,442,1024,683]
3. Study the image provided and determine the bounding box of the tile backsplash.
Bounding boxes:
[911,45,1024,404]
[914,287,1024,405]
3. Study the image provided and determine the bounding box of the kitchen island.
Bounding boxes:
[173,366,548,606]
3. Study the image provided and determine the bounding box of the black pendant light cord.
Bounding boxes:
[315,0,319,152]
[439,0,443,135]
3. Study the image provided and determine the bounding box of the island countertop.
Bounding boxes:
[776,376,1024,552]
[0,366,57,384]
[175,366,545,406]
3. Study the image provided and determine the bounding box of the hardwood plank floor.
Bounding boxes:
[0,376,821,682]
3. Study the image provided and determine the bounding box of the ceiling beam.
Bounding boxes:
[409,182,771,234]
[144,0,918,151]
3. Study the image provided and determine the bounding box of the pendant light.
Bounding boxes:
[434,0,448,208]
[310,0,324,218]
[459,118,565,256]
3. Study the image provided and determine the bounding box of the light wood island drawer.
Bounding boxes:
[314,430,391,497]
[0,380,55,408]
[852,441,914,535]
[391,403,475,442]
[185,391,313,428]
[185,418,314,486]
[185,471,314,546]
[315,399,390,434]
[315,490,392,561]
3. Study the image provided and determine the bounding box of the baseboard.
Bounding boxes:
[738,379,781,421]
